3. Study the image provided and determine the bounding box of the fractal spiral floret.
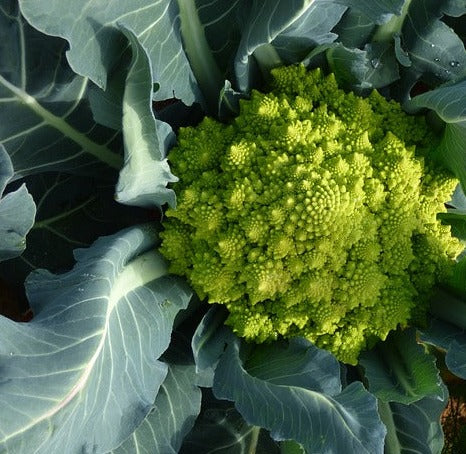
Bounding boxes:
[160,65,463,364]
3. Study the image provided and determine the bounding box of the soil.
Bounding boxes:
[441,370,466,454]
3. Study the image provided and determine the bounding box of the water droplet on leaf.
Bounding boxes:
[450,61,460,67]
[370,58,380,69]
[434,58,440,62]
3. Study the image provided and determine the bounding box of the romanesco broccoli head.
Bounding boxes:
[160,65,464,364]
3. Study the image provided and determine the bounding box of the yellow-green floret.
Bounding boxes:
[160,65,464,364]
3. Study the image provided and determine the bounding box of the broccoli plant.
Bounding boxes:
[160,65,463,364]
[1,1,465,453]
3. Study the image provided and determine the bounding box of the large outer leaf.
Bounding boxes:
[439,183,466,242]
[326,41,399,90]
[443,185,466,241]
[420,287,466,380]
[233,0,407,93]
[180,390,281,454]
[176,0,346,105]
[0,145,35,261]
[331,0,405,53]
[442,185,466,242]
[19,0,202,105]
[115,27,178,208]
[336,0,406,23]
[377,385,448,454]
[400,0,466,85]
[0,173,148,286]
[213,337,386,454]
[0,225,192,453]
[111,362,201,454]
[270,3,348,64]
[175,0,228,111]
[422,320,466,380]
[194,0,251,78]
[0,1,121,178]
[449,185,466,211]
[242,339,341,392]
[406,79,466,192]
[359,329,442,404]
[333,9,375,49]
[325,0,465,98]
[111,335,202,454]
[234,0,347,91]
[191,306,233,388]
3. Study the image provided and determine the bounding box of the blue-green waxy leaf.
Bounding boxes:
[0,173,148,287]
[332,9,375,48]
[270,2,347,64]
[317,0,406,55]
[87,53,129,131]
[110,335,202,454]
[442,0,466,17]
[0,187,34,260]
[331,0,466,100]
[378,384,448,454]
[233,0,406,93]
[193,0,250,80]
[450,184,466,211]
[0,1,122,179]
[406,79,466,192]
[337,0,406,24]
[213,337,386,454]
[360,329,442,404]
[400,0,466,85]
[191,306,233,388]
[180,390,282,454]
[114,27,178,209]
[234,0,347,92]
[175,0,228,112]
[0,145,35,261]
[1,1,178,211]
[420,286,466,379]
[18,0,202,105]
[441,184,466,241]
[421,319,466,380]
[111,362,201,454]
[326,41,400,91]
[0,225,192,453]
[243,338,341,392]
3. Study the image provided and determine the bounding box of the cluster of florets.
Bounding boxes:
[160,65,463,364]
